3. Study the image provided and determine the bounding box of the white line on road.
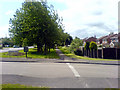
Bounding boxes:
[66,63,80,78]
[66,63,90,88]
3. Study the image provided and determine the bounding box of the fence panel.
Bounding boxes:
[98,49,102,58]
[117,48,120,59]
[103,48,116,59]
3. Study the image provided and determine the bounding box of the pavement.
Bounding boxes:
[0,48,120,65]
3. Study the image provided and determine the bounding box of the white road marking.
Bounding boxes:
[84,83,89,88]
[105,79,113,88]
[66,63,80,78]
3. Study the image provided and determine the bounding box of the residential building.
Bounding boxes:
[97,35,108,45]
[118,32,120,42]
[97,32,119,48]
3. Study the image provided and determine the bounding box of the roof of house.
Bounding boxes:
[82,37,88,41]
[97,35,108,41]
[110,34,118,39]
[85,37,97,42]
[102,34,117,40]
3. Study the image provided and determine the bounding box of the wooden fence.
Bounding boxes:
[82,47,120,59]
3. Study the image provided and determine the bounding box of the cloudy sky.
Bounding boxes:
[0,0,119,39]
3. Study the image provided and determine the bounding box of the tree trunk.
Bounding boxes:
[37,43,40,52]
[44,43,47,55]
[49,47,50,52]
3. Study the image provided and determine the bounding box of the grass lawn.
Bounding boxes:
[0,48,60,59]
[1,84,49,89]
[59,46,119,61]
[3,47,13,49]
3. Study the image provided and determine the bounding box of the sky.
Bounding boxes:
[0,0,119,39]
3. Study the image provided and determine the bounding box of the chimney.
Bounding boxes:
[94,35,96,38]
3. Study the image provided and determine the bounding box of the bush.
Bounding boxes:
[69,37,83,53]
[89,41,97,50]
[84,42,90,50]
[74,49,83,56]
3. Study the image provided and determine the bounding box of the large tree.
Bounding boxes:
[9,0,65,54]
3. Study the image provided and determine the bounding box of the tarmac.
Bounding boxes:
[0,49,120,65]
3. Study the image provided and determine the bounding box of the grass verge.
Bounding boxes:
[0,48,60,59]
[1,83,49,89]
[59,46,119,61]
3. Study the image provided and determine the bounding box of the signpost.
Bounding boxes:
[24,46,28,58]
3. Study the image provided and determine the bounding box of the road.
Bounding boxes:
[1,62,119,88]
[0,46,34,53]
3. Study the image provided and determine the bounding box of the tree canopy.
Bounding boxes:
[9,0,70,54]
[69,37,83,52]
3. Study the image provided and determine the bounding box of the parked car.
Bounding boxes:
[13,45,19,48]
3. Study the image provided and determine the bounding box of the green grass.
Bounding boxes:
[3,47,13,49]
[59,46,119,61]
[0,48,60,59]
[1,83,49,89]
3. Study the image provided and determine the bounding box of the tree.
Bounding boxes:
[22,38,28,47]
[84,42,90,50]
[65,35,73,46]
[84,42,90,56]
[89,41,97,50]
[89,41,97,58]
[9,0,65,54]
[69,37,83,52]
[2,37,14,47]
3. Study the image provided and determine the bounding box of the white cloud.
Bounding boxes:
[1,0,119,38]
[0,25,10,38]
[5,10,14,15]
[48,0,119,38]
[1,0,24,2]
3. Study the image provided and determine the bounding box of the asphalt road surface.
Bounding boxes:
[1,62,119,88]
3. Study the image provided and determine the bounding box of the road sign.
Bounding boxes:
[24,46,28,58]
[24,47,28,52]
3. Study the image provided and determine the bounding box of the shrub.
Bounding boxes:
[89,41,97,50]
[84,42,90,50]
[74,49,83,56]
[69,37,83,53]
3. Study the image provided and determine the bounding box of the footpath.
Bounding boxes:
[56,49,120,65]
[1,49,120,65]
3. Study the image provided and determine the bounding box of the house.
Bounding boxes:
[83,32,119,48]
[83,36,97,46]
[102,33,117,44]
[118,32,120,42]
[97,32,119,48]
[96,35,108,45]
[110,34,118,43]
[85,36,97,42]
